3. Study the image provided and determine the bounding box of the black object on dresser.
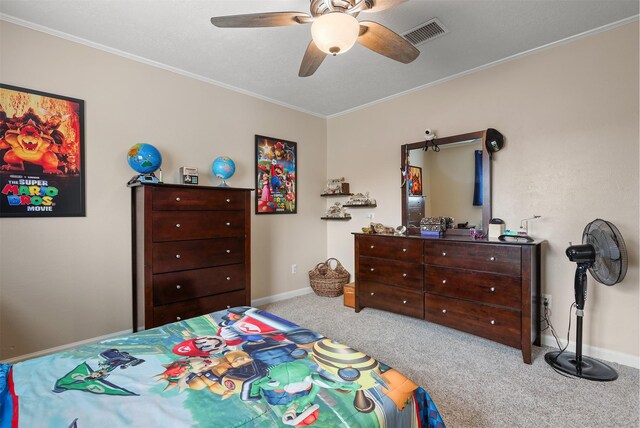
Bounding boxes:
[131,183,252,331]
[354,233,543,364]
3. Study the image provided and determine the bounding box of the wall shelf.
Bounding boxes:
[321,216,352,221]
[343,203,377,208]
[320,193,352,197]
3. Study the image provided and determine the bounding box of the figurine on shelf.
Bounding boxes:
[325,202,350,218]
[347,192,376,206]
[323,177,349,195]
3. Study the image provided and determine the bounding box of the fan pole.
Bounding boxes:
[574,263,588,372]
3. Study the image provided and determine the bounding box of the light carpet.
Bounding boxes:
[261,293,639,428]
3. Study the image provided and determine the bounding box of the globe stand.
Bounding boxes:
[127,172,159,186]
[216,178,229,187]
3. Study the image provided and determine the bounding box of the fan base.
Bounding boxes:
[545,351,618,381]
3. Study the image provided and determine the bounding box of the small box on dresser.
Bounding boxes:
[131,183,252,331]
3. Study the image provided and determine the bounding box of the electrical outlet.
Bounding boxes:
[367,213,375,220]
[543,294,552,309]
[291,264,297,274]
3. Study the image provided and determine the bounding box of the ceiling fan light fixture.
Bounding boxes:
[311,12,360,56]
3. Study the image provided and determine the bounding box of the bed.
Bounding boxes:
[1,306,444,427]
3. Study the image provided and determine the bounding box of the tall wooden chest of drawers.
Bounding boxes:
[354,233,542,364]
[131,183,252,330]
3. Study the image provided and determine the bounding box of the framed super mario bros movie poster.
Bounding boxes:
[0,84,85,217]
[255,135,297,214]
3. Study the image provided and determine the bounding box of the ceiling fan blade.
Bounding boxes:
[357,21,419,63]
[299,41,327,77]
[360,0,407,13]
[211,12,312,28]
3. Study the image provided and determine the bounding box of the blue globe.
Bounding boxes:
[127,143,162,174]
[212,156,236,180]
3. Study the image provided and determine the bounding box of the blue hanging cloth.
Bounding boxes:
[473,150,483,206]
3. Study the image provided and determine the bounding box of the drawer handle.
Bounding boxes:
[402,273,407,278]
[176,223,181,228]
[226,249,231,253]
[226,276,231,281]
[442,279,447,284]
[176,285,181,289]
[176,197,181,202]
[490,256,496,261]
[402,300,407,304]
[226,198,231,203]
[442,309,447,314]
[370,268,375,272]
[442,252,447,256]
[490,320,496,325]
[370,292,375,296]
[175,254,181,259]
[490,287,496,292]
[176,316,182,321]
[370,245,374,249]
[226,222,231,226]
[402,248,407,252]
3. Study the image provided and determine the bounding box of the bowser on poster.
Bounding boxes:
[0,84,85,217]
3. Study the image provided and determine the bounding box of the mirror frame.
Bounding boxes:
[401,130,491,235]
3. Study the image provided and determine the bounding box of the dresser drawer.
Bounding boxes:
[152,187,245,211]
[358,256,422,290]
[425,265,521,309]
[358,280,423,319]
[424,241,521,275]
[153,290,246,327]
[425,293,521,348]
[153,265,246,306]
[152,211,245,241]
[358,236,422,263]
[152,238,244,273]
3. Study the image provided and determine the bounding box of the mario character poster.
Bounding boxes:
[0,84,85,217]
[255,135,296,214]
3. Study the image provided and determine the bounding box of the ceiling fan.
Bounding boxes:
[210,0,420,77]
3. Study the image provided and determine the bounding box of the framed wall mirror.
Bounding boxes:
[401,130,491,235]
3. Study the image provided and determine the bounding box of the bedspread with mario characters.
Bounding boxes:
[0,307,445,427]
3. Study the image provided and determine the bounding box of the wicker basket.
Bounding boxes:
[308,258,350,297]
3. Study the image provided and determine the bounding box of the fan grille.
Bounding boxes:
[582,219,628,285]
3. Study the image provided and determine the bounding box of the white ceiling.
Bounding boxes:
[1,1,638,117]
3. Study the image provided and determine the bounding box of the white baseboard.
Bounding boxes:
[1,329,132,364]
[541,334,639,369]
[251,286,314,307]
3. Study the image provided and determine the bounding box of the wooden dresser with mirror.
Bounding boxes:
[354,129,543,364]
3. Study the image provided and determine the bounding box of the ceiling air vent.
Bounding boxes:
[403,18,448,46]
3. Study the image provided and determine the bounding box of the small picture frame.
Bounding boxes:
[408,165,422,196]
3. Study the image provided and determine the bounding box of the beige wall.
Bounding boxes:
[327,22,639,359]
[1,19,638,363]
[0,22,327,359]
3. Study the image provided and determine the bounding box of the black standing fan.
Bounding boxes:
[545,219,628,381]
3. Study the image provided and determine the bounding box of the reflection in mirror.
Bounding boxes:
[409,139,482,229]
[401,130,491,235]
